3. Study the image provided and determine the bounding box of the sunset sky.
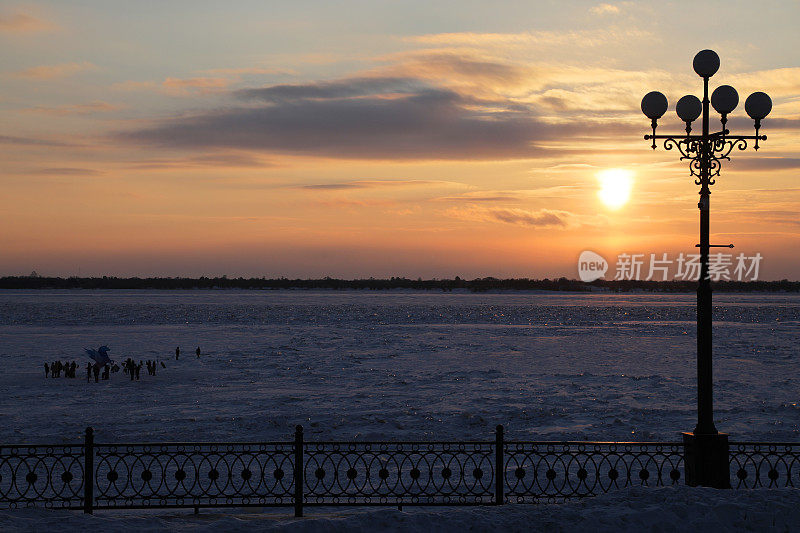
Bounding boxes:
[2,1,799,279]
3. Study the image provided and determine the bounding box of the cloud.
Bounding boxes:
[729,68,800,99]
[119,75,635,161]
[200,67,296,76]
[13,62,96,79]
[0,134,73,147]
[375,52,527,90]
[27,167,103,176]
[25,101,119,116]
[370,49,680,117]
[726,116,800,131]
[727,157,800,171]
[111,80,158,92]
[313,198,396,208]
[446,206,572,227]
[490,208,569,226]
[302,183,362,190]
[0,10,52,32]
[434,190,524,202]
[437,195,521,202]
[405,28,650,49]
[301,179,457,190]
[236,77,427,102]
[590,3,621,15]
[126,153,271,170]
[163,76,230,94]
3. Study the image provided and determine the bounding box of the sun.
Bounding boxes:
[597,169,633,210]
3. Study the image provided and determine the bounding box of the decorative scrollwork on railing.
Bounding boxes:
[5,434,800,512]
[93,442,295,508]
[503,442,683,503]
[0,444,84,509]
[729,443,800,489]
[303,441,494,505]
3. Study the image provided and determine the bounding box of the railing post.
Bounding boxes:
[495,424,504,505]
[294,425,304,517]
[682,431,730,488]
[84,427,94,514]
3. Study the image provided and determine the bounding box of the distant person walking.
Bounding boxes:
[175,346,180,360]
[92,363,100,383]
[196,347,201,358]
[44,363,49,378]
[86,362,92,382]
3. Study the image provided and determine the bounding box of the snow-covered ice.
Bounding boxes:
[0,290,798,443]
[1,487,799,532]
[2,290,800,530]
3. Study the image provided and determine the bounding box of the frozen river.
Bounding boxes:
[0,290,798,444]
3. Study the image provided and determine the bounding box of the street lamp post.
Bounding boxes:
[641,50,772,488]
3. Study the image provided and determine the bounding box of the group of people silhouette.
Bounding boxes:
[86,361,113,382]
[175,346,201,360]
[44,360,78,379]
[43,346,202,383]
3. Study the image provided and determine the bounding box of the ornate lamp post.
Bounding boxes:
[641,50,772,488]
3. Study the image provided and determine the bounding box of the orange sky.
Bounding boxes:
[2,1,799,279]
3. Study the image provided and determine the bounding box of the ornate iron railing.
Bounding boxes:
[0,443,85,510]
[729,443,800,489]
[1,427,797,515]
[93,441,295,510]
[503,441,684,503]
[302,440,495,506]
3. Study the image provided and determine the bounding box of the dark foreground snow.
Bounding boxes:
[2,488,800,532]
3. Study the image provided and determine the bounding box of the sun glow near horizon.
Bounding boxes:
[597,169,634,210]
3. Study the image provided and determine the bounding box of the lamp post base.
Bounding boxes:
[682,432,730,488]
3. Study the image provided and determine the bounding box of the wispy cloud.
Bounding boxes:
[437,195,521,202]
[490,208,568,226]
[25,101,119,116]
[13,61,96,79]
[313,198,397,208]
[118,73,640,161]
[0,10,52,32]
[301,179,459,190]
[729,68,800,99]
[726,157,800,171]
[405,28,650,48]
[590,3,621,15]
[126,153,271,170]
[162,76,230,95]
[113,44,798,163]
[111,80,158,92]
[434,186,582,203]
[434,190,523,202]
[118,78,549,160]
[237,77,427,102]
[199,67,295,76]
[446,205,573,227]
[0,134,74,147]
[26,167,103,176]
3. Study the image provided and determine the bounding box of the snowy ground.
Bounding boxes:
[2,290,799,530]
[2,487,800,532]
[0,290,798,444]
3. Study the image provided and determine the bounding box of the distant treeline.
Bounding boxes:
[1,275,799,292]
